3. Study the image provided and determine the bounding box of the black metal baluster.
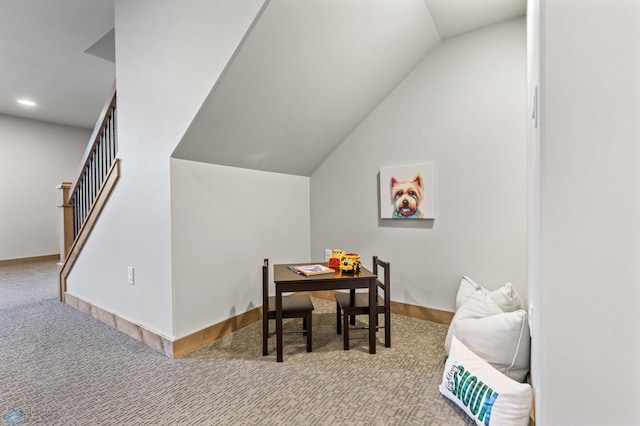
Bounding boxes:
[66,92,117,244]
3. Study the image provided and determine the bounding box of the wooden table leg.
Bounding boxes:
[369,277,376,354]
[349,289,356,325]
[276,286,284,362]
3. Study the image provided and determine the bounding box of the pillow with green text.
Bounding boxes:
[440,336,532,426]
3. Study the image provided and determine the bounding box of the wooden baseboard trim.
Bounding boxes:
[64,293,174,357]
[391,300,454,325]
[63,290,454,358]
[0,254,59,267]
[300,290,454,325]
[63,292,262,359]
[530,391,536,426]
[172,308,262,358]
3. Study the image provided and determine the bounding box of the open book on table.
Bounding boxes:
[288,264,335,276]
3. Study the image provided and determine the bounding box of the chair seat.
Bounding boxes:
[263,259,314,357]
[268,294,315,312]
[335,292,384,310]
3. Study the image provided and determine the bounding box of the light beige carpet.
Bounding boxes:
[0,261,473,425]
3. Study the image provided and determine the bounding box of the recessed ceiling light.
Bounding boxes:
[17,99,36,106]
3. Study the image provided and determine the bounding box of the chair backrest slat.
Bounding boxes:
[373,256,390,305]
[263,258,269,319]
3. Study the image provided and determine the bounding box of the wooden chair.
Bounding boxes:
[335,256,390,350]
[262,258,314,356]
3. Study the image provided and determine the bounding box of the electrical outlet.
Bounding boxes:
[324,249,332,262]
[127,266,135,285]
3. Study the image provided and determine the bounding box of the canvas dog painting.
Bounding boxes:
[390,174,424,218]
[380,163,435,220]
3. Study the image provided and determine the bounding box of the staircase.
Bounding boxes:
[57,82,120,301]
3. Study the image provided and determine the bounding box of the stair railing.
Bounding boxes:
[57,81,120,301]
[70,83,118,238]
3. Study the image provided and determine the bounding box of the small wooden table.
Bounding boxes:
[273,263,378,362]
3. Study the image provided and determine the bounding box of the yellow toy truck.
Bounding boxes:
[340,253,361,273]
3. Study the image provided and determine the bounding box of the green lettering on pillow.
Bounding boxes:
[478,389,499,426]
[456,370,470,402]
[469,382,488,416]
[462,376,477,407]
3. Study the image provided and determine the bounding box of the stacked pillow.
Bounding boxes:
[440,276,532,425]
[445,276,530,383]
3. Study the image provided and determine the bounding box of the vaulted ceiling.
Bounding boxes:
[173,0,526,176]
[1,0,525,158]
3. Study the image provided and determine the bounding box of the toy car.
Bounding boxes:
[328,249,345,268]
[340,253,361,273]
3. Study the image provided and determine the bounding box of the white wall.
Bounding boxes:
[170,159,310,337]
[537,1,640,423]
[66,0,266,337]
[311,18,527,312]
[526,0,542,420]
[0,114,89,261]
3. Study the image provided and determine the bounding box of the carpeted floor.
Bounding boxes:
[0,261,473,425]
